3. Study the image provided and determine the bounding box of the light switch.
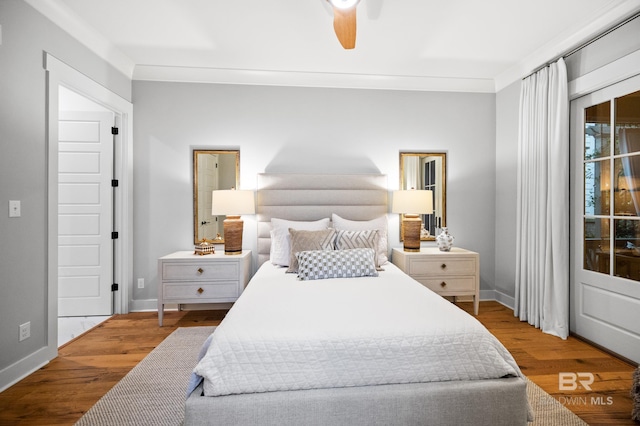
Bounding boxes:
[9,200,21,217]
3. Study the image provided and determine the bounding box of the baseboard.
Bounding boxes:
[128,299,158,312]
[493,290,515,310]
[0,346,51,393]
[479,289,495,302]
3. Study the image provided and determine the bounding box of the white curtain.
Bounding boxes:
[515,58,569,339]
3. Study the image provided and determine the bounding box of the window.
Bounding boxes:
[584,90,640,280]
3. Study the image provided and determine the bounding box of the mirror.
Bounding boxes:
[193,150,240,244]
[399,152,446,241]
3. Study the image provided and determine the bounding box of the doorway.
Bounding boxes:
[45,54,132,356]
[571,73,640,364]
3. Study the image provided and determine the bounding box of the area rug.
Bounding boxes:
[75,326,215,426]
[75,326,588,426]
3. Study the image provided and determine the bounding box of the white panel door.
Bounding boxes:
[571,74,640,364]
[58,111,114,316]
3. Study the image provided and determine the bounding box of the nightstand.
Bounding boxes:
[157,250,251,326]
[392,247,480,315]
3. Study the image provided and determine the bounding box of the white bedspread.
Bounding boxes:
[194,262,523,397]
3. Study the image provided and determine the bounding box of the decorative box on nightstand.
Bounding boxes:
[157,250,251,326]
[392,247,480,315]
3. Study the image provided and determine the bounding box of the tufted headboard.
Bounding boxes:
[256,173,389,266]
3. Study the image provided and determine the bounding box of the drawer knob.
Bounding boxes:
[197,268,204,274]
[197,287,204,294]
[440,281,447,288]
[441,263,447,269]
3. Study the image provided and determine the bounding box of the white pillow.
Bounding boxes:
[331,213,389,265]
[270,218,331,266]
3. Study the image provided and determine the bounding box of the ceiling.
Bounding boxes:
[27,0,640,92]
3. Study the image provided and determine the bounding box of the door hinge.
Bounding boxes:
[111,283,119,292]
[112,231,119,239]
[111,127,119,135]
[111,179,119,187]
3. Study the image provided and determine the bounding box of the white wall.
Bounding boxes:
[131,82,497,308]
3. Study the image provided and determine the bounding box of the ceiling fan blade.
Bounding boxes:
[332,6,357,49]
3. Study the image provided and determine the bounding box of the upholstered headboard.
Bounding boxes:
[256,173,388,266]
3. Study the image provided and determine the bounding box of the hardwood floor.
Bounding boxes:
[459,302,638,426]
[0,302,637,425]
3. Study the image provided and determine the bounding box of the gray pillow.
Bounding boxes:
[287,228,336,273]
[296,248,378,281]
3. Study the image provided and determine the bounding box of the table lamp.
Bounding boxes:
[211,189,255,255]
[392,190,433,252]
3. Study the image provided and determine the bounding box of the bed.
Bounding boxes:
[185,173,531,425]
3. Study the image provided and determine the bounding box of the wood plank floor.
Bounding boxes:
[0,302,637,425]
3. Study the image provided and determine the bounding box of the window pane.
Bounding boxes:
[585,159,610,215]
[614,219,640,281]
[584,218,609,274]
[614,157,640,216]
[585,101,611,160]
[614,90,640,155]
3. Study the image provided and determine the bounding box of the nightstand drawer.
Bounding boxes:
[409,258,476,276]
[418,277,476,293]
[162,262,239,281]
[392,247,480,315]
[158,251,251,326]
[163,282,239,300]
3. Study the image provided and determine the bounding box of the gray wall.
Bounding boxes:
[565,15,640,82]
[131,82,497,309]
[0,0,130,388]
[494,80,522,305]
[491,14,640,307]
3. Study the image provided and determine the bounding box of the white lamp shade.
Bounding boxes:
[329,0,360,10]
[211,190,255,216]
[392,190,433,214]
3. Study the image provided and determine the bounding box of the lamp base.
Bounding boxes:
[403,215,422,252]
[223,215,244,255]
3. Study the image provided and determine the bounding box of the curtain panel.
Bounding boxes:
[515,58,569,339]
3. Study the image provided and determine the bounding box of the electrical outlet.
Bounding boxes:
[19,322,30,341]
[137,278,144,289]
[9,200,21,217]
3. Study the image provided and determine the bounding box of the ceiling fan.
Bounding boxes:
[326,0,360,49]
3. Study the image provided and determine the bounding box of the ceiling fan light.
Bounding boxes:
[329,0,359,10]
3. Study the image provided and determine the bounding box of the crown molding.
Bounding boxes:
[27,0,640,94]
[133,65,496,93]
[494,0,640,92]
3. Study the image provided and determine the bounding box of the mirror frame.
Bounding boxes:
[399,152,447,241]
[193,149,240,244]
